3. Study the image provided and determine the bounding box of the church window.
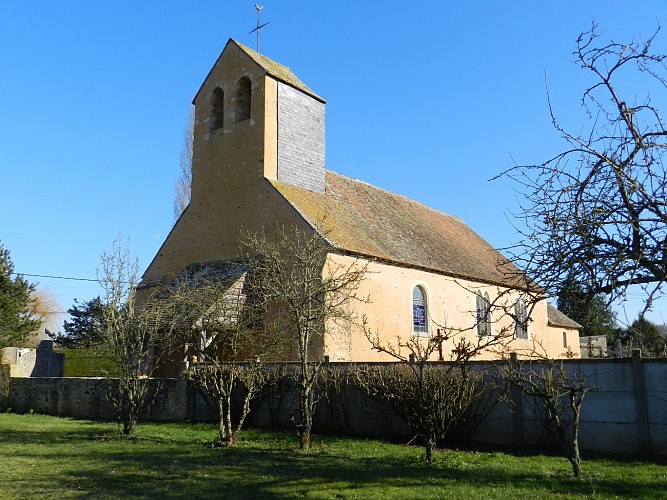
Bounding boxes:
[476,291,491,337]
[210,87,225,132]
[235,77,251,123]
[412,286,428,334]
[514,299,528,340]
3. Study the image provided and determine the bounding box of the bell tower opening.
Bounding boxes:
[234,77,252,123]
[209,87,225,132]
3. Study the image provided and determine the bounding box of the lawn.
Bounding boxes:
[0,414,665,499]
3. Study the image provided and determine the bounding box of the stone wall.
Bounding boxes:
[6,355,666,456]
[8,377,188,422]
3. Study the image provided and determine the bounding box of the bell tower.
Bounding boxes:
[190,39,326,210]
[139,40,326,299]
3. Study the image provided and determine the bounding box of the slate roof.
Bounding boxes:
[270,171,537,290]
[547,303,582,329]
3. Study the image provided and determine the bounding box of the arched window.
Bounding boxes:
[235,77,251,123]
[563,331,568,348]
[476,291,491,337]
[209,87,224,132]
[412,286,428,334]
[514,299,528,339]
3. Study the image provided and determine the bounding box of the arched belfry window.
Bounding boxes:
[210,87,224,132]
[412,286,428,334]
[235,77,251,123]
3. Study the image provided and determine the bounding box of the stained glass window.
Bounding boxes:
[413,286,427,334]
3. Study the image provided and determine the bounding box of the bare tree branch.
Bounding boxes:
[498,22,667,312]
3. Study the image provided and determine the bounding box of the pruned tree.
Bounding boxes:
[500,22,667,312]
[98,236,176,435]
[0,241,41,348]
[166,263,288,447]
[500,354,592,478]
[361,320,511,462]
[173,107,194,221]
[244,225,368,450]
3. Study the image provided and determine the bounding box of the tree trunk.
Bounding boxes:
[425,430,436,463]
[217,397,235,447]
[299,429,311,450]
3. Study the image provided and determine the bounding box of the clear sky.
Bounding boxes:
[2,1,666,331]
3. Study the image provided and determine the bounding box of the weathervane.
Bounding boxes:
[249,4,269,53]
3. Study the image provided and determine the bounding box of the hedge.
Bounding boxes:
[54,349,120,377]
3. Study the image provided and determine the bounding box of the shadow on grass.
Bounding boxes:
[17,440,666,499]
[1,415,665,499]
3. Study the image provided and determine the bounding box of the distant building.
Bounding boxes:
[138,39,580,369]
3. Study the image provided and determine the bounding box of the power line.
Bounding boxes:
[11,272,99,283]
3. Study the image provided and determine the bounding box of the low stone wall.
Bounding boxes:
[8,377,188,422]
[5,355,666,456]
[476,355,666,456]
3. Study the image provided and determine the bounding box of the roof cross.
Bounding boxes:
[249,4,269,53]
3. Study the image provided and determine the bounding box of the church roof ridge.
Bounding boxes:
[230,39,325,103]
[192,38,325,104]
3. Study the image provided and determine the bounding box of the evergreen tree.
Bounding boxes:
[557,273,615,338]
[49,297,106,349]
[0,242,41,348]
[626,316,666,357]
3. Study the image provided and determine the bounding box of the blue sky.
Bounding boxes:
[2,1,666,330]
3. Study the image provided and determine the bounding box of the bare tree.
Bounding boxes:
[166,263,287,447]
[244,225,368,450]
[499,353,592,478]
[500,23,667,311]
[173,107,194,221]
[98,236,175,435]
[360,321,511,462]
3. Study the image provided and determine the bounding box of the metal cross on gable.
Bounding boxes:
[249,4,269,53]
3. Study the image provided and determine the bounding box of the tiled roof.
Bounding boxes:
[233,40,325,103]
[270,171,536,289]
[547,303,582,329]
[176,260,248,285]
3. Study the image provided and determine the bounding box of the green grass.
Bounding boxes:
[0,414,665,499]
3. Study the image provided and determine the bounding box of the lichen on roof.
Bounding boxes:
[232,40,325,103]
[270,171,536,290]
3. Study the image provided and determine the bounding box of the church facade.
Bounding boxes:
[138,39,580,362]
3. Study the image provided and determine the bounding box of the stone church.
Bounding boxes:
[138,39,580,363]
